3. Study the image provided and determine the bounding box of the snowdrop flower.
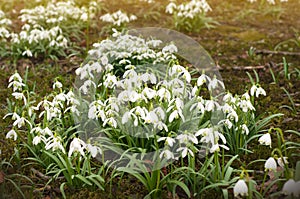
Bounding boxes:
[227,110,238,122]
[104,74,117,88]
[255,87,266,97]
[205,100,219,111]
[162,43,177,54]
[277,157,288,168]
[159,149,175,160]
[166,2,177,14]
[265,157,277,171]
[250,85,266,97]
[42,127,53,136]
[158,136,176,147]
[197,74,210,86]
[103,117,117,128]
[129,91,141,103]
[79,80,96,95]
[238,99,255,112]
[190,98,205,113]
[282,179,300,197]
[9,72,23,83]
[210,143,229,153]
[22,48,33,57]
[86,144,102,158]
[223,93,234,103]
[169,109,185,122]
[177,146,194,158]
[241,124,249,135]
[12,92,27,105]
[45,136,65,153]
[8,72,25,92]
[53,80,62,89]
[157,87,171,102]
[6,129,17,141]
[32,135,44,145]
[208,76,225,90]
[258,133,272,147]
[177,133,198,145]
[68,138,86,157]
[13,115,32,128]
[234,179,248,197]
[222,119,233,129]
[142,87,156,101]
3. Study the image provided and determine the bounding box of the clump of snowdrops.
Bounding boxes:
[0,0,98,61]
[3,30,298,198]
[165,0,218,32]
[100,10,137,33]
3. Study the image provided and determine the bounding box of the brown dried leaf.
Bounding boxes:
[0,171,5,184]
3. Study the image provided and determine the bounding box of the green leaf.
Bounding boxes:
[74,174,92,186]
[60,182,67,199]
[295,161,300,181]
[169,180,191,198]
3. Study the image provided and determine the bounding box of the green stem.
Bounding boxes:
[260,172,267,194]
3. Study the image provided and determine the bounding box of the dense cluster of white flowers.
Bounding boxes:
[0,1,98,58]
[74,31,266,159]
[247,0,288,4]
[4,71,102,159]
[10,25,67,57]
[0,10,11,40]
[19,1,97,26]
[166,0,212,17]
[100,10,137,27]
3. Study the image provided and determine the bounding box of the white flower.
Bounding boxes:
[22,48,33,57]
[238,100,255,112]
[265,157,277,171]
[208,76,225,90]
[104,74,117,88]
[144,111,159,124]
[45,136,65,153]
[158,137,176,147]
[142,87,156,100]
[277,157,288,168]
[12,92,27,105]
[9,72,23,83]
[250,85,257,97]
[250,85,266,97]
[234,179,248,197]
[13,115,32,128]
[223,119,233,129]
[177,147,194,158]
[241,124,249,135]
[53,81,62,89]
[32,135,44,145]
[256,87,266,97]
[157,87,171,102]
[6,129,17,141]
[86,144,102,158]
[162,43,177,54]
[68,138,86,157]
[177,133,198,145]
[159,149,175,160]
[258,133,272,147]
[166,2,177,14]
[197,74,210,86]
[227,110,238,122]
[169,109,185,122]
[282,179,300,197]
[103,117,117,128]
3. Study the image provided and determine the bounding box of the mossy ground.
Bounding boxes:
[0,0,299,198]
